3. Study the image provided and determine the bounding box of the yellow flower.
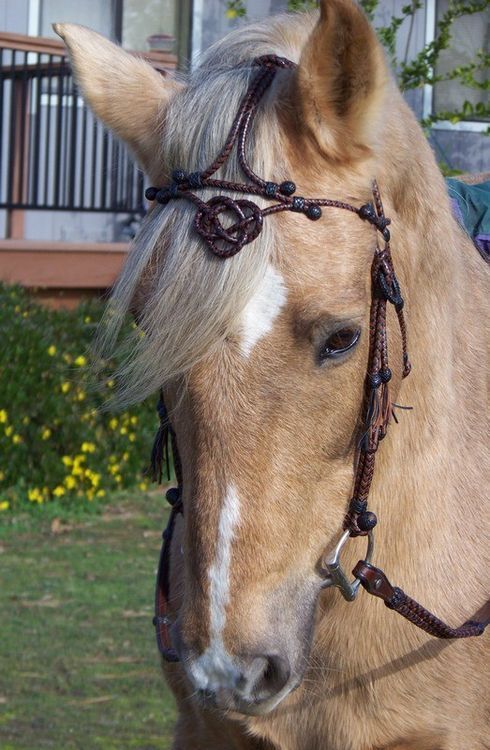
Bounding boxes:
[109,464,120,475]
[0,471,4,481]
[62,456,73,467]
[96,489,106,498]
[86,471,100,488]
[84,316,92,324]
[14,305,21,313]
[128,433,136,443]
[86,488,95,501]
[62,353,72,364]
[76,390,86,402]
[0,410,7,424]
[64,476,76,490]
[109,455,117,465]
[41,428,52,440]
[115,474,122,484]
[28,488,43,503]
[72,455,86,477]
[74,355,87,367]
[106,379,115,389]
[225,8,238,18]
[120,426,128,435]
[0,500,9,511]
[130,416,138,425]
[22,416,30,425]
[61,382,71,394]
[81,442,96,453]
[5,426,13,437]
[22,311,29,318]
[47,345,57,356]
[138,482,148,491]
[53,486,65,497]
[109,418,118,430]
[12,434,22,445]
[122,452,129,462]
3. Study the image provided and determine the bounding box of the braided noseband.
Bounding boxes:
[151,55,488,659]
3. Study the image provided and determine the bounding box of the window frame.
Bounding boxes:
[422,0,488,133]
[28,0,123,41]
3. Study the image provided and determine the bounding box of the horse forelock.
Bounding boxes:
[95,12,317,407]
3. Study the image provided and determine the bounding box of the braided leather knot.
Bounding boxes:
[188,172,203,189]
[376,263,404,311]
[194,196,263,258]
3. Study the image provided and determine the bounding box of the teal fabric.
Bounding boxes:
[446,178,490,259]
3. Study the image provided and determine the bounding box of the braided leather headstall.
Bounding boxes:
[149,55,488,661]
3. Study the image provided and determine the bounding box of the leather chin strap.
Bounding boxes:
[149,55,488,661]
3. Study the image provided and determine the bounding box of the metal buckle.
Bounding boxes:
[320,530,374,601]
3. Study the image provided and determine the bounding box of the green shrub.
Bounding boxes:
[0,284,162,511]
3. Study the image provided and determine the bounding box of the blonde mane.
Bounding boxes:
[95,13,316,406]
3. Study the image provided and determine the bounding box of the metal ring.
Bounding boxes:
[320,530,374,601]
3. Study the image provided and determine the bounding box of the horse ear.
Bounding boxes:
[296,0,387,162]
[53,23,182,177]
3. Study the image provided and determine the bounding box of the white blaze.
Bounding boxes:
[208,484,241,639]
[190,484,242,690]
[189,268,287,690]
[240,264,287,357]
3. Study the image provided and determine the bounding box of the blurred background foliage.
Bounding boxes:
[0,283,160,511]
[226,0,490,132]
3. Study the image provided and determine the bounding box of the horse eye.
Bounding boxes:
[319,327,360,361]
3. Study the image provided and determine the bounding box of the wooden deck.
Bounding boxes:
[0,240,129,308]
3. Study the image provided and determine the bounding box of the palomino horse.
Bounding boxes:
[56,1,488,747]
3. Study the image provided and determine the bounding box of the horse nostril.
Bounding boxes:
[250,653,291,702]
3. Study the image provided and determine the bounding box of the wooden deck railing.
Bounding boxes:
[0,32,177,306]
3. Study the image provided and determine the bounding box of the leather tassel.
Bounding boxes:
[150,393,171,484]
[372,382,391,440]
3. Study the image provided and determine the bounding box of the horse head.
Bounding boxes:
[56,0,466,720]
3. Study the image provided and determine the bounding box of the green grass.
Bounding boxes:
[0,491,176,749]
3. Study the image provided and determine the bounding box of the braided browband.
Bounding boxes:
[145,55,391,258]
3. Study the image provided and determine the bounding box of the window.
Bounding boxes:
[36,0,116,39]
[31,0,178,52]
[122,0,176,52]
[424,0,489,131]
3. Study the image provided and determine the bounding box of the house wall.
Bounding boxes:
[0,0,29,34]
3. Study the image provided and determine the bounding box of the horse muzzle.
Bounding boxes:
[173,623,296,715]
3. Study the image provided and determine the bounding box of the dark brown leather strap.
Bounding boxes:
[153,494,182,661]
[343,186,411,538]
[353,561,489,639]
